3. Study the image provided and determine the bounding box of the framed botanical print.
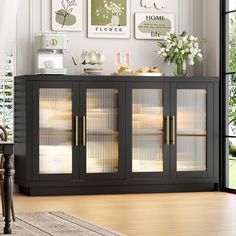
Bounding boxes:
[52,0,83,31]
[88,0,131,39]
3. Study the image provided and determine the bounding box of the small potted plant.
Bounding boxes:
[157,31,204,77]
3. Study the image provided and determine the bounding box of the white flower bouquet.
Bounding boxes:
[158,31,204,76]
[96,0,124,18]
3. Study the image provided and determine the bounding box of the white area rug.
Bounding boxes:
[0,211,125,235]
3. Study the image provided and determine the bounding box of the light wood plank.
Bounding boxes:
[11,192,236,236]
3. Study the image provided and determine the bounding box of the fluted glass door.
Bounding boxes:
[176,89,207,172]
[86,89,119,174]
[132,89,164,173]
[39,88,73,174]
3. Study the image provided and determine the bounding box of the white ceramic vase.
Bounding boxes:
[111,16,120,26]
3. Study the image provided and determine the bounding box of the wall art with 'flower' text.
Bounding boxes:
[52,0,83,31]
[88,0,130,39]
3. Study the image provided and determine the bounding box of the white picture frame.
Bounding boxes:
[51,0,83,32]
[135,13,175,40]
[88,0,131,39]
[141,0,166,9]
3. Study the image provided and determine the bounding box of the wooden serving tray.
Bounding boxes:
[111,72,163,76]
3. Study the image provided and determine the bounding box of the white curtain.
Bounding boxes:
[0,0,18,82]
[0,0,18,50]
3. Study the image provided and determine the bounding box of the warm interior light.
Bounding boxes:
[132,89,164,173]
[39,88,73,174]
[176,89,207,172]
[86,89,119,173]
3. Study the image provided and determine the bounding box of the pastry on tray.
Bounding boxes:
[135,67,161,74]
[111,65,132,76]
[111,66,162,76]
[118,65,132,74]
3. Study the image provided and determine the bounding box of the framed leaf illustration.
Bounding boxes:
[88,0,131,39]
[52,0,83,31]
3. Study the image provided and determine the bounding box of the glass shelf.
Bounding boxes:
[87,129,119,135]
[177,129,207,136]
[132,128,163,136]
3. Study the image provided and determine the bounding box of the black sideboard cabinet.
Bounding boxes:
[14,75,219,196]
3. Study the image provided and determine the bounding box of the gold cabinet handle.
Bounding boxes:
[165,116,170,145]
[75,115,79,146]
[171,116,175,145]
[82,116,86,146]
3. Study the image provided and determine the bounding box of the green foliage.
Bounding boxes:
[55,0,77,28]
[56,9,76,27]
[229,141,236,157]
[0,54,14,141]
[228,14,236,133]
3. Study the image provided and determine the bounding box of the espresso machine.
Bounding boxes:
[34,33,68,74]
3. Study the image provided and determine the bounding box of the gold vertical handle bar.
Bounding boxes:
[75,115,79,146]
[82,116,86,146]
[171,116,175,145]
[165,116,170,145]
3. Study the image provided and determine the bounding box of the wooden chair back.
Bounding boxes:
[0,125,8,169]
[0,125,7,142]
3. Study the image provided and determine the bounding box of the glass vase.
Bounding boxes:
[173,60,187,77]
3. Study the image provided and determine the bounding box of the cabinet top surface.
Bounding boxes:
[15,75,219,83]
[0,142,14,145]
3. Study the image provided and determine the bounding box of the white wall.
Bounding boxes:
[203,0,220,76]
[16,0,220,76]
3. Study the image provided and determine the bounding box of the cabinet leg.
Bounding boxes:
[214,183,220,191]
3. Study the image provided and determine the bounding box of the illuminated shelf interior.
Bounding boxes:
[132,89,164,173]
[87,129,118,135]
[132,160,163,173]
[132,128,163,136]
[38,87,208,174]
[39,88,73,174]
[176,89,207,172]
[86,88,119,174]
[177,129,207,136]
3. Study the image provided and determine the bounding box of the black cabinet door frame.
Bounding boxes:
[126,82,171,179]
[170,83,214,178]
[32,81,79,182]
[79,82,126,180]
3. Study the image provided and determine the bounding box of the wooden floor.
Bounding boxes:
[12,192,236,236]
